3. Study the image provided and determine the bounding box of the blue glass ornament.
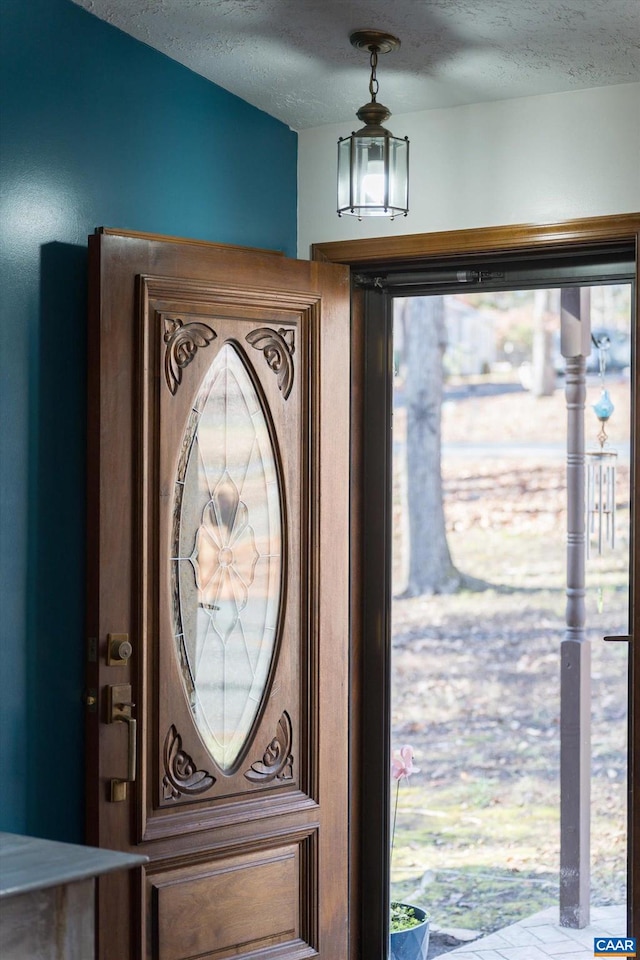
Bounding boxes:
[592,389,614,421]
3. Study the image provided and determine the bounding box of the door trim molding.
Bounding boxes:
[96,225,284,256]
[312,214,640,267]
[318,213,640,946]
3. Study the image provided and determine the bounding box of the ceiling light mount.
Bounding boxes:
[337,29,409,219]
[349,29,401,56]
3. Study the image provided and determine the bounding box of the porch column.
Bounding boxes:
[560,287,591,928]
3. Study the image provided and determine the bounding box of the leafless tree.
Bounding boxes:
[530,288,557,397]
[400,296,461,596]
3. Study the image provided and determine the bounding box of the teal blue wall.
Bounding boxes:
[0,0,297,842]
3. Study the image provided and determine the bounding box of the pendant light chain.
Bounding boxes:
[369,47,380,102]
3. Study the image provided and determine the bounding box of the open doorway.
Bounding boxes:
[389,284,631,957]
[312,214,639,960]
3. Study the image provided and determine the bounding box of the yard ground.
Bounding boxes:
[390,376,629,949]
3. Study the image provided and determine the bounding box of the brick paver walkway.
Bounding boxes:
[440,904,627,960]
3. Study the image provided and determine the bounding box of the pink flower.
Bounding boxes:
[391,744,420,782]
[391,744,420,863]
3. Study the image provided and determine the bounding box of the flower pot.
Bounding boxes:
[389,903,430,960]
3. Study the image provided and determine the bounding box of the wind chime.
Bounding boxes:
[585,334,617,561]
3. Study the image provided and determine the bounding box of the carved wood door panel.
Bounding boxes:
[85,230,351,960]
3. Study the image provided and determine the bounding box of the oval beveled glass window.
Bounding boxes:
[172,342,283,772]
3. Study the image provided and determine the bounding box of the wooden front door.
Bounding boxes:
[85,230,351,960]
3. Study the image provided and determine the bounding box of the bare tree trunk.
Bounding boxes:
[403,297,460,596]
[531,288,557,397]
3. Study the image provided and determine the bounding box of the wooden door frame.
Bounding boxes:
[312,213,640,947]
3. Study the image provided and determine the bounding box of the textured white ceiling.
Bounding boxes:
[72,0,640,130]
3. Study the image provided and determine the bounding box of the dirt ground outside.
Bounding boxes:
[390,376,629,949]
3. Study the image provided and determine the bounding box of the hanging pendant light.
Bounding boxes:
[337,30,409,219]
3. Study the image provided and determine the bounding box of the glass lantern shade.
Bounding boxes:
[337,131,409,218]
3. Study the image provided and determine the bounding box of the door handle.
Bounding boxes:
[107,683,137,802]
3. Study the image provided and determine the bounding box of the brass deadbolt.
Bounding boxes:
[108,633,133,665]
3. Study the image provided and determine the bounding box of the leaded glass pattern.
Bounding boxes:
[172,342,282,772]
